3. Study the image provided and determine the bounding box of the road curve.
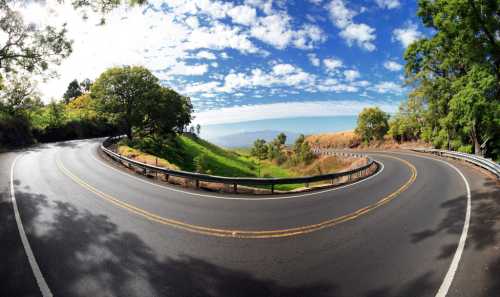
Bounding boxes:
[1,138,499,297]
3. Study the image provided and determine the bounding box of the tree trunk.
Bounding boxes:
[126,122,132,140]
[471,123,482,156]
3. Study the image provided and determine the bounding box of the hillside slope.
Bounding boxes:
[120,134,292,179]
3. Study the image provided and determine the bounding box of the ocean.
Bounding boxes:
[200,115,358,142]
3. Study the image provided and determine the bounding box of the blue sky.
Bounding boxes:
[19,0,426,125]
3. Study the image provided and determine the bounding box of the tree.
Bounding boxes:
[63,79,83,103]
[293,134,314,164]
[47,100,65,127]
[0,5,72,77]
[251,139,268,160]
[142,86,193,137]
[0,76,41,117]
[80,78,93,92]
[355,107,390,142]
[388,96,426,143]
[91,66,160,140]
[404,0,500,156]
[276,132,287,145]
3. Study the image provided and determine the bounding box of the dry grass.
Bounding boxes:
[306,131,361,149]
[306,130,432,150]
[118,145,180,170]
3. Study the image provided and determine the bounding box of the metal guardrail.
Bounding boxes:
[410,148,500,179]
[100,136,379,194]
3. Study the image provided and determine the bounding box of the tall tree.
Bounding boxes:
[405,0,500,156]
[355,107,390,142]
[142,86,193,137]
[91,66,160,140]
[63,79,83,103]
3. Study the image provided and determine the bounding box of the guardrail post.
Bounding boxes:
[233,183,237,193]
[305,182,309,188]
[271,184,274,194]
[195,179,199,189]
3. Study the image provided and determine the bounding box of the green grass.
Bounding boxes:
[125,134,298,191]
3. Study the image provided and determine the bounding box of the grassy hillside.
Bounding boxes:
[120,134,360,191]
[121,134,293,179]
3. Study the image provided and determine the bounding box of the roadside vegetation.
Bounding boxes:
[318,1,500,161]
[0,0,145,150]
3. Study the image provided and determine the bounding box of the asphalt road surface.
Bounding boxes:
[1,138,499,297]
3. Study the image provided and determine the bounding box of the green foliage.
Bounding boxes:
[293,134,314,164]
[403,0,500,158]
[250,138,268,160]
[388,96,426,142]
[193,153,209,174]
[91,66,159,139]
[91,66,192,140]
[355,107,390,142]
[129,134,291,179]
[276,132,286,145]
[63,79,83,104]
[0,4,72,75]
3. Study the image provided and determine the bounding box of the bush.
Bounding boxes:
[355,107,390,142]
[0,113,35,147]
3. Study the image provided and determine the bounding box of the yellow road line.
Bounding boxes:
[56,155,417,239]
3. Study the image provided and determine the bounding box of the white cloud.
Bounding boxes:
[250,13,293,49]
[339,23,376,51]
[328,0,356,28]
[383,60,403,71]
[375,0,400,9]
[308,53,320,67]
[392,22,423,47]
[293,24,326,49]
[323,58,343,72]
[195,50,217,60]
[371,81,404,94]
[327,0,376,51]
[343,69,360,81]
[228,5,257,26]
[272,63,296,75]
[183,81,221,94]
[193,100,398,124]
[163,62,209,76]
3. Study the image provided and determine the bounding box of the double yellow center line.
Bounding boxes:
[56,155,417,238]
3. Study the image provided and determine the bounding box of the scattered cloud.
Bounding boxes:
[371,81,404,94]
[227,4,257,26]
[324,57,343,72]
[195,51,217,60]
[343,69,360,81]
[327,0,376,51]
[392,22,423,47]
[193,100,398,124]
[383,60,403,71]
[308,53,321,67]
[375,0,400,9]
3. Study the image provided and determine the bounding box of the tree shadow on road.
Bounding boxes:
[363,272,438,297]
[12,187,338,297]
[408,176,500,295]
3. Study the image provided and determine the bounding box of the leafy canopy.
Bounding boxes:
[355,107,389,142]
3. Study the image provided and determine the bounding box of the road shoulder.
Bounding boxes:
[0,152,40,297]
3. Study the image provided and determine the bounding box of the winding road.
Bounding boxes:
[1,138,499,297]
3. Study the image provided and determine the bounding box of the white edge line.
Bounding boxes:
[390,151,470,297]
[416,155,471,297]
[87,145,385,201]
[10,154,53,297]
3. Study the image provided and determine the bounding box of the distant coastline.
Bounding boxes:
[200,115,358,146]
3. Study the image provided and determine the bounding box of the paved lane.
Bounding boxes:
[2,138,498,297]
